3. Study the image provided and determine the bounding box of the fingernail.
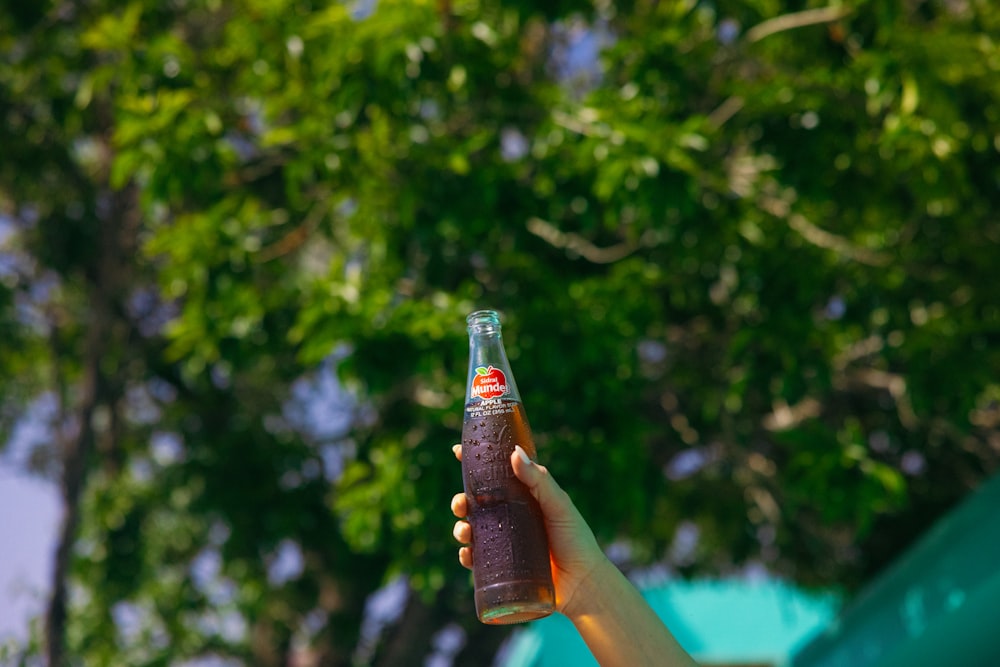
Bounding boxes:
[514,445,531,465]
[452,444,461,455]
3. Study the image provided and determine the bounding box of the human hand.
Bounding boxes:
[451,445,699,667]
[450,443,609,619]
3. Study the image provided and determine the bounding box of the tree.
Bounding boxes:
[2,0,999,664]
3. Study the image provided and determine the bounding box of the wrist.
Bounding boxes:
[561,554,617,622]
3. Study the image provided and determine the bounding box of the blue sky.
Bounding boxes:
[0,462,59,642]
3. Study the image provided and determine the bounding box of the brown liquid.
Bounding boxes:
[461,399,555,624]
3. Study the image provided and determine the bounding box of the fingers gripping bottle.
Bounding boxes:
[462,310,555,624]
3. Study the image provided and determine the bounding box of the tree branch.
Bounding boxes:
[707,96,745,129]
[258,195,331,263]
[746,6,854,44]
[758,194,892,267]
[527,217,657,264]
[762,397,822,432]
[787,214,891,266]
[844,368,918,430]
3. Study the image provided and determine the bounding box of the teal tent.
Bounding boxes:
[501,471,1000,666]
[501,577,838,666]
[791,471,1000,667]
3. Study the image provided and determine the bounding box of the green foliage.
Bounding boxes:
[3,0,1000,663]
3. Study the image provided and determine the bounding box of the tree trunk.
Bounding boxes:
[45,281,109,667]
[452,621,511,667]
[45,179,136,666]
[373,588,440,667]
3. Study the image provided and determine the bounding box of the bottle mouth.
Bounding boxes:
[467,309,502,333]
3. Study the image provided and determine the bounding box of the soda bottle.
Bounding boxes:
[461,309,555,624]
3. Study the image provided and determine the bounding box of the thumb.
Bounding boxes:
[511,445,574,522]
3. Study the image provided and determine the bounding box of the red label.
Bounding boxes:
[471,365,508,400]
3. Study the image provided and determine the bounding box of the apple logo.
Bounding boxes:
[471,365,508,400]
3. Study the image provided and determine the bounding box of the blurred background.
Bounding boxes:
[2,0,1000,665]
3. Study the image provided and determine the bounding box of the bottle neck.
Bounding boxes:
[467,309,502,336]
[468,330,508,369]
[466,311,521,404]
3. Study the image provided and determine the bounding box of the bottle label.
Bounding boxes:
[471,365,509,400]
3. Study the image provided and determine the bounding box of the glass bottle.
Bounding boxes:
[461,309,555,624]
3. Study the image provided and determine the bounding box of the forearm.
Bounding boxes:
[564,557,698,667]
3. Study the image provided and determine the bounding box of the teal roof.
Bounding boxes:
[501,578,839,666]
